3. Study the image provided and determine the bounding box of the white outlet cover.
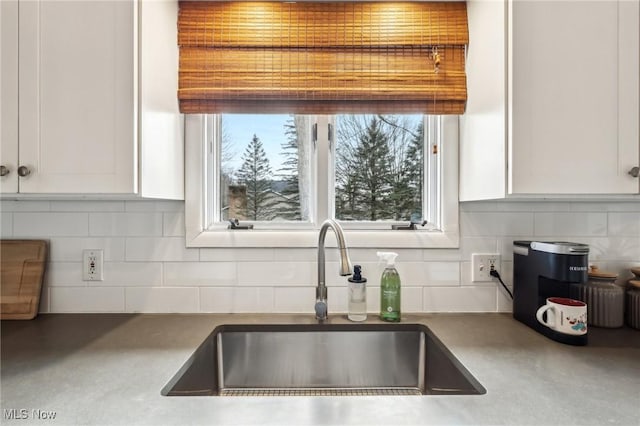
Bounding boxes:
[471,253,501,282]
[82,249,104,281]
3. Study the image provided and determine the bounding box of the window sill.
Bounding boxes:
[185,228,459,249]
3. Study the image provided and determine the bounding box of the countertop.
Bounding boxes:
[1,313,639,426]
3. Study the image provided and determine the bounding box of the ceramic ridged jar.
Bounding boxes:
[627,267,640,330]
[570,266,625,328]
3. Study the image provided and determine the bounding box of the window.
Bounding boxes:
[334,114,425,224]
[217,114,313,224]
[179,1,467,248]
[185,114,459,248]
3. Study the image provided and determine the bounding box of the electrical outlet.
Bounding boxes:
[82,249,104,281]
[471,253,501,282]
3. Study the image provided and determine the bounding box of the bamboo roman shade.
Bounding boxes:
[178,1,468,114]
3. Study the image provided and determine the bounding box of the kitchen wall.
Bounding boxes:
[1,199,639,314]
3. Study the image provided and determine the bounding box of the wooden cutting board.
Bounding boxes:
[1,240,48,320]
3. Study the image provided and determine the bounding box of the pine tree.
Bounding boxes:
[276,117,302,220]
[385,117,424,220]
[403,121,424,219]
[236,134,277,220]
[335,120,360,220]
[335,115,424,222]
[351,117,394,221]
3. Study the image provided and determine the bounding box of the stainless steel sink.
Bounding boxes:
[161,323,485,396]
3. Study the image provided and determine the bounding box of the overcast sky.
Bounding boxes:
[222,114,290,174]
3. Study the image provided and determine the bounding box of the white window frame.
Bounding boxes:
[185,114,459,248]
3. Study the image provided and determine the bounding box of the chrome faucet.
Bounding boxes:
[315,219,353,321]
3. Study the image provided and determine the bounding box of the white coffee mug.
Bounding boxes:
[536,297,587,335]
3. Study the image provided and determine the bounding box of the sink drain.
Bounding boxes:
[220,388,422,396]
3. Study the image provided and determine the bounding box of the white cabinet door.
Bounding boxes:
[17,0,135,194]
[1,0,19,193]
[139,0,184,200]
[617,0,640,188]
[459,0,507,201]
[509,0,639,194]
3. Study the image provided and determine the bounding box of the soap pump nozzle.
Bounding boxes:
[348,265,366,283]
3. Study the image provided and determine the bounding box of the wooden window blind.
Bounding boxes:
[178,1,468,114]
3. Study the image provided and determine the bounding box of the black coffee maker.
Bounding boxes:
[513,241,589,345]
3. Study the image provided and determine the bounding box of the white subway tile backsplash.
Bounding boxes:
[494,201,571,212]
[570,202,640,213]
[1,201,50,212]
[164,262,236,286]
[14,213,88,237]
[421,248,462,262]
[328,286,348,312]
[580,237,640,261]
[400,262,460,287]
[51,287,125,312]
[274,248,316,262]
[200,248,274,262]
[163,212,185,237]
[125,237,198,262]
[403,287,424,313]
[573,238,605,260]
[45,262,84,286]
[569,202,611,212]
[423,287,497,312]
[1,198,638,314]
[273,287,314,312]
[237,261,313,286]
[608,213,640,237]
[367,286,380,312]
[606,239,640,261]
[125,287,199,312]
[497,238,520,262]
[1,213,12,237]
[47,261,163,287]
[48,237,126,262]
[125,200,183,212]
[534,212,607,237]
[461,212,534,236]
[90,213,162,237]
[459,201,498,212]
[154,201,185,212]
[497,286,514,313]
[460,237,499,260]
[200,287,274,313]
[102,262,163,286]
[50,201,124,212]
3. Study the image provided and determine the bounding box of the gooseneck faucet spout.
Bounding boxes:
[316,219,353,321]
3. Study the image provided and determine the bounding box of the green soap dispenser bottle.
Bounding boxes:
[377,252,401,322]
